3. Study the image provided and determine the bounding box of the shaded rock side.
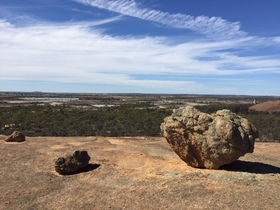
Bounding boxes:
[55,151,91,175]
[160,106,259,169]
[5,131,26,142]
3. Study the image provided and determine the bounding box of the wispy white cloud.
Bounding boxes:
[0,1,279,94]
[273,37,280,43]
[0,17,279,94]
[0,19,13,27]
[74,0,246,39]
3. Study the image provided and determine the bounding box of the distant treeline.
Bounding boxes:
[0,103,279,142]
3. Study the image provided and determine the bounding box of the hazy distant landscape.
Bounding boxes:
[1,92,280,142]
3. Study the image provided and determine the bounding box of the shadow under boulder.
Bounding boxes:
[220,160,280,174]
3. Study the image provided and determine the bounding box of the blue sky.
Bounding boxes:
[0,0,280,95]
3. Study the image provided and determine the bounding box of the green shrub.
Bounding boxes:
[1,103,279,142]
[0,105,171,137]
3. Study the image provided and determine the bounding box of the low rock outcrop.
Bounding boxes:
[5,131,26,142]
[249,100,280,113]
[55,150,91,175]
[161,106,259,169]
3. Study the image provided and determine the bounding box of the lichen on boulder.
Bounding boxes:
[160,106,259,169]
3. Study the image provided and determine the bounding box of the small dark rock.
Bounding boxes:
[55,150,91,175]
[5,131,26,142]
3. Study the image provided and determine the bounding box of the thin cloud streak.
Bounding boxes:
[75,0,246,39]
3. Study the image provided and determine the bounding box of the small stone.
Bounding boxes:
[5,131,26,142]
[55,150,91,175]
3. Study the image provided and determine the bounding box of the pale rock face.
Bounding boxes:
[160,106,259,169]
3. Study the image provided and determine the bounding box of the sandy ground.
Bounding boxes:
[0,136,280,210]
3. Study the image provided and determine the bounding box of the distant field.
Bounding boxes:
[1,91,279,108]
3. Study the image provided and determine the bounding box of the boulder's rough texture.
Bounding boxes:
[160,106,259,169]
[5,131,26,142]
[55,151,91,175]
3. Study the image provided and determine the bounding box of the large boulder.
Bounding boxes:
[160,106,259,169]
[5,131,26,142]
[55,151,91,175]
